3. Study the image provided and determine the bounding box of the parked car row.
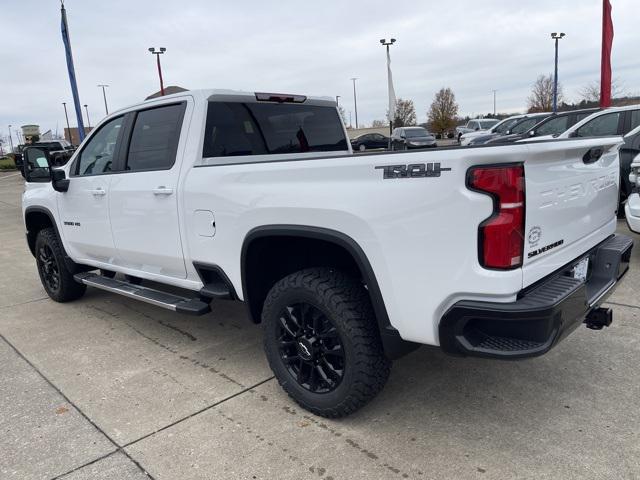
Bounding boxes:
[350,126,438,152]
[455,118,499,142]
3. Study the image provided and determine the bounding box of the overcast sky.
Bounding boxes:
[1,0,638,140]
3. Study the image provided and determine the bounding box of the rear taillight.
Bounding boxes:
[468,164,525,269]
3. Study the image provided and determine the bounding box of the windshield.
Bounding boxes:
[494,118,520,134]
[405,129,429,138]
[512,118,540,134]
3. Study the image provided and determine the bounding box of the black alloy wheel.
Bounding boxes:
[276,302,345,394]
[38,244,60,292]
[34,228,86,302]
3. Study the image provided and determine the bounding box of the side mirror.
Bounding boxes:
[568,131,579,138]
[23,147,52,183]
[529,130,536,137]
[52,169,70,192]
[400,134,406,139]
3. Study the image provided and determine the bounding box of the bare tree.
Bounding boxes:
[527,74,563,112]
[578,78,626,103]
[427,87,459,135]
[389,98,417,128]
[337,105,347,125]
[371,119,387,128]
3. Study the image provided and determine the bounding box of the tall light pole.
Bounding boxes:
[492,90,497,116]
[336,95,340,106]
[84,104,91,130]
[551,32,565,113]
[148,47,167,96]
[350,77,358,129]
[62,102,71,143]
[380,38,396,147]
[7,125,14,152]
[98,84,109,115]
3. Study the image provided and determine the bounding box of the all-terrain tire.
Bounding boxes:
[35,228,86,302]
[262,268,391,418]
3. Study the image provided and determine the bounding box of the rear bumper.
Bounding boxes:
[439,234,633,359]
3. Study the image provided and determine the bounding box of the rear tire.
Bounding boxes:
[35,228,86,302]
[262,268,390,418]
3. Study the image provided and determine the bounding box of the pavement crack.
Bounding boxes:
[0,296,48,310]
[122,376,275,449]
[604,300,640,311]
[0,333,157,480]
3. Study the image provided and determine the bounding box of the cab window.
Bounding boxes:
[535,116,569,136]
[630,110,640,131]
[126,103,186,171]
[74,116,124,176]
[576,112,621,137]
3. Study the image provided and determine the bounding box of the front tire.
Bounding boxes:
[35,228,86,302]
[262,268,390,418]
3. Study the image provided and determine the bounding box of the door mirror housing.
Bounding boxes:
[529,130,536,137]
[52,169,70,192]
[568,131,579,138]
[23,147,52,183]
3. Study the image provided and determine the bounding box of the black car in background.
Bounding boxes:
[524,108,600,140]
[391,127,437,150]
[351,133,390,151]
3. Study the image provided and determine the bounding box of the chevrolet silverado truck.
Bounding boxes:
[21,89,633,417]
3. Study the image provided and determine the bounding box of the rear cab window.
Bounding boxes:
[202,98,348,161]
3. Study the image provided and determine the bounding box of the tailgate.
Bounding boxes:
[522,137,623,286]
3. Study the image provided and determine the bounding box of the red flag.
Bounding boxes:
[600,0,614,108]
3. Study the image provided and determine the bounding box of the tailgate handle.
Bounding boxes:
[583,147,604,164]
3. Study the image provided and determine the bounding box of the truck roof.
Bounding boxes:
[108,89,337,117]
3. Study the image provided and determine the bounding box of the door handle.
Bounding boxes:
[88,188,106,196]
[583,147,604,164]
[152,186,174,195]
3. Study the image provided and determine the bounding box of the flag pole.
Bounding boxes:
[600,0,614,108]
[60,0,86,143]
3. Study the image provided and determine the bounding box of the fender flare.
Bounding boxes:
[240,225,418,359]
[24,206,79,272]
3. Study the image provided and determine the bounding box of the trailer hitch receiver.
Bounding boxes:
[584,307,613,330]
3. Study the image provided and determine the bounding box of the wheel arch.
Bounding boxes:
[240,225,418,359]
[24,206,60,257]
[24,206,84,273]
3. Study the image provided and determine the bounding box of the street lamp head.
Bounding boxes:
[551,32,566,39]
[380,39,385,44]
[148,47,155,53]
[160,47,166,52]
[390,38,396,44]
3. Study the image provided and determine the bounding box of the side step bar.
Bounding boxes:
[74,272,211,315]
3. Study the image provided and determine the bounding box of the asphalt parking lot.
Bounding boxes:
[1,169,639,480]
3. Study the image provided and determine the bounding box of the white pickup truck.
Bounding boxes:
[21,89,632,417]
